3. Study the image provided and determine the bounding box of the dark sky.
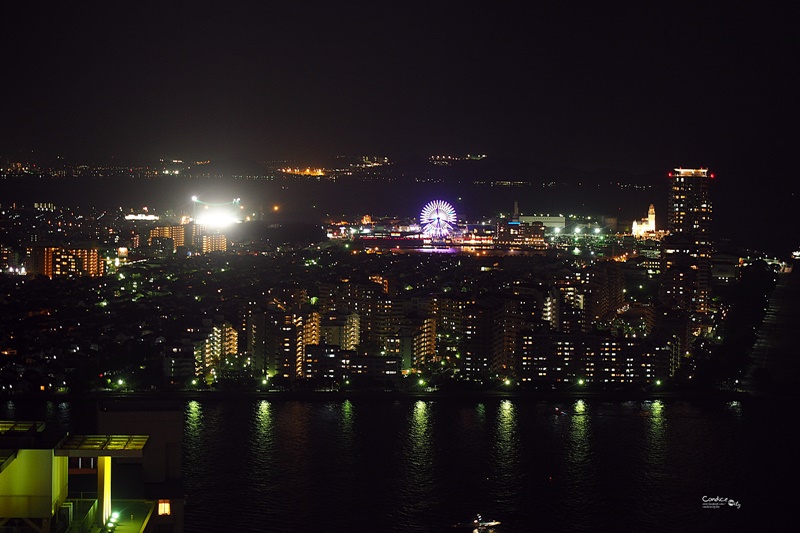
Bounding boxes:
[2,3,797,179]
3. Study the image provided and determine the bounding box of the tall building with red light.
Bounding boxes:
[667,168,713,238]
[661,168,713,316]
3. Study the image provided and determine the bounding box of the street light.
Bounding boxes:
[191,195,198,222]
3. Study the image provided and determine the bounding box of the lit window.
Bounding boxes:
[158,500,171,516]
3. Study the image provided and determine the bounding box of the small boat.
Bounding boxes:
[453,514,501,531]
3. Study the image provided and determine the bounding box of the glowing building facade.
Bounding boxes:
[149,224,195,251]
[194,321,238,384]
[631,204,656,237]
[27,246,105,278]
[496,220,546,248]
[247,310,305,380]
[0,420,159,532]
[320,311,360,350]
[517,333,666,384]
[201,234,227,254]
[662,168,713,315]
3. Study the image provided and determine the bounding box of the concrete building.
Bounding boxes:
[26,245,105,278]
[496,220,546,248]
[320,311,360,350]
[247,309,305,380]
[0,416,180,533]
[194,320,238,384]
[200,234,227,254]
[149,225,191,251]
[631,204,656,237]
[662,168,713,315]
[517,332,667,385]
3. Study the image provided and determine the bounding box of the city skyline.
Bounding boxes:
[0,162,789,399]
[2,1,796,523]
[2,159,794,259]
[3,2,797,267]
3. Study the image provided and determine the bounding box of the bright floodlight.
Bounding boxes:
[192,197,241,227]
[420,200,457,238]
[196,208,240,228]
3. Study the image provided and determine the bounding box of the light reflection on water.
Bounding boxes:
[3,400,14,419]
[248,400,274,494]
[490,400,521,506]
[395,400,436,527]
[0,396,779,532]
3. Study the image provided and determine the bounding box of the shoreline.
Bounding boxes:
[0,387,784,404]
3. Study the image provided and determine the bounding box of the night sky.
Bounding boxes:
[2,3,798,232]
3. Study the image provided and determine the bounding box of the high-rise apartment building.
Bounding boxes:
[26,245,105,278]
[320,311,360,350]
[201,234,227,254]
[149,224,199,252]
[247,310,302,380]
[667,168,713,236]
[149,225,186,249]
[661,168,713,315]
[194,321,238,384]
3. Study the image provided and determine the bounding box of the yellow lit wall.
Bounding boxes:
[98,456,111,525]
[0,450,67,518]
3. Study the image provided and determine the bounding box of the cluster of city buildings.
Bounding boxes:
[192,168,727,388]
[0,167,755,392]
[0,202,233,279]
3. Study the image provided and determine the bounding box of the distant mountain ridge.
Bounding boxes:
[3,153,656,187]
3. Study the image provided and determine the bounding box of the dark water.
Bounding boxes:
[2,396,787,532]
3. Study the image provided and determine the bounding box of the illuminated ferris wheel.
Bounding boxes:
[420,200,457,238]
